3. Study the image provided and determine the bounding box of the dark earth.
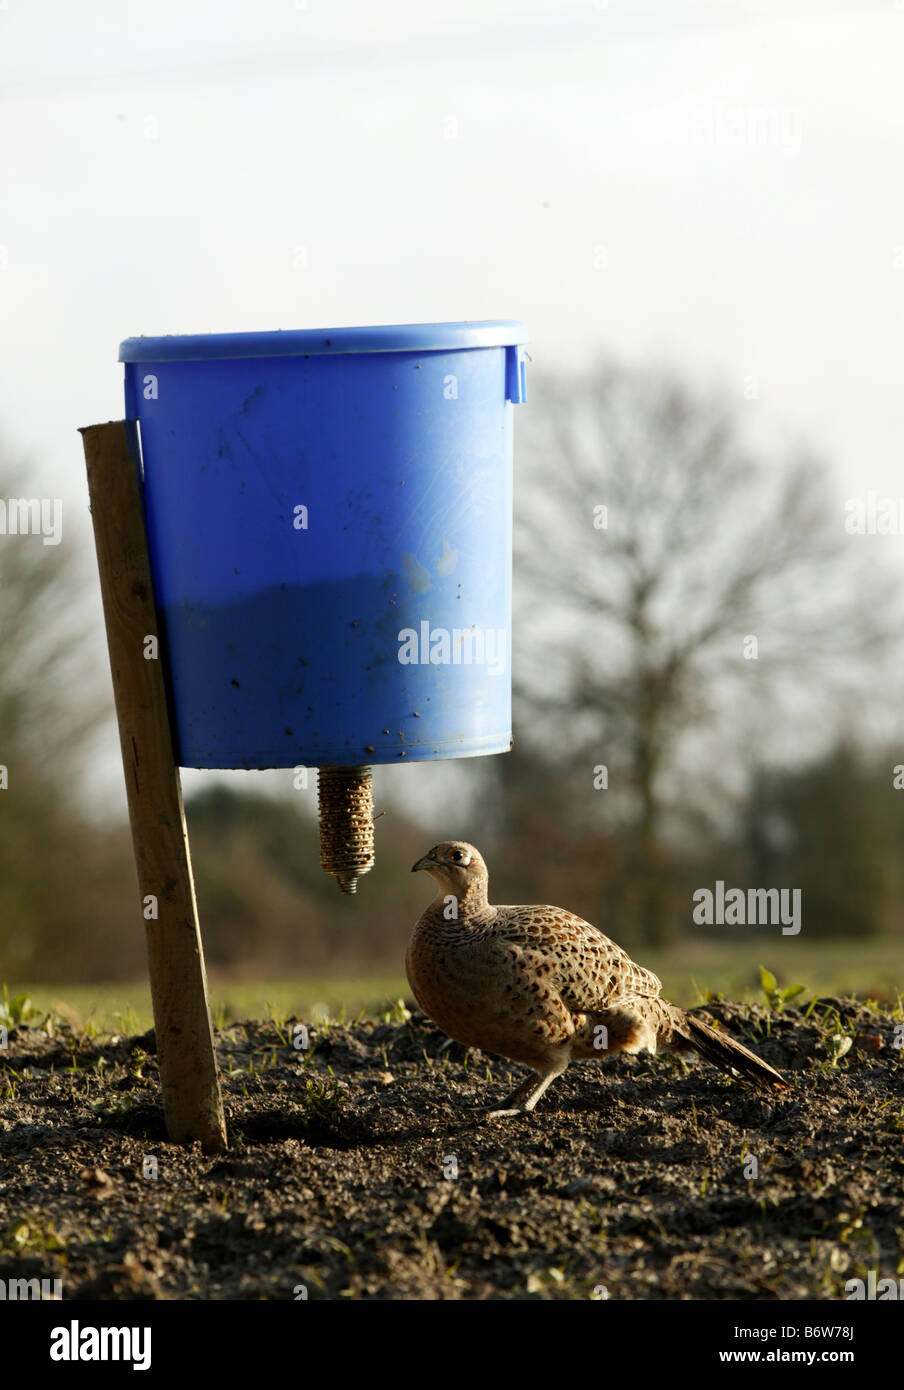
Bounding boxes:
[1,996,902,1300]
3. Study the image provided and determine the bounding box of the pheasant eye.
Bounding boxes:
[452,851,463,862]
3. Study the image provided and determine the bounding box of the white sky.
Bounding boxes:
[3,0,904,487]
[2,0,903,812]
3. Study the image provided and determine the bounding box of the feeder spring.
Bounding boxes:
[317,764,375,894]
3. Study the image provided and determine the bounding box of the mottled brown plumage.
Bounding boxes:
[406,841,787,1117]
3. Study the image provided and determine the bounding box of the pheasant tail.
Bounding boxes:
[679,1014,788,1091]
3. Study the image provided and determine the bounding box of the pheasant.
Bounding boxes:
[407,841,788,1117]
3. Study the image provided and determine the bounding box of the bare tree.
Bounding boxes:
[0,442,128,978]
[512,361,900,945]
[0,453,105,781]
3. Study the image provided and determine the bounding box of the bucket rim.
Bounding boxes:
[118,320,529,363]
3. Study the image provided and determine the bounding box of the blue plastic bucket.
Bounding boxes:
[119,321,528,769]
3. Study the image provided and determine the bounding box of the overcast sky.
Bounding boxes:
[4,0,904,490]
[2,0,903,811]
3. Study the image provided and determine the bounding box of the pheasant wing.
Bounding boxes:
[492,905,662,1012]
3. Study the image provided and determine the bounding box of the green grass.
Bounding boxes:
[7,936,902,1034]
[8,975,411,1034]
[640,935,903,1010]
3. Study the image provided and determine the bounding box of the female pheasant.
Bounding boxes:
[407,840,788,1117]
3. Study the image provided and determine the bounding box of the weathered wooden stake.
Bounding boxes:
[80,420,227,1153]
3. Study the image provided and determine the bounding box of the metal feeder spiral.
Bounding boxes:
[317,765,375,894]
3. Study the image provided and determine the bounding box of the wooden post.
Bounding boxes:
[80,421,227,1154]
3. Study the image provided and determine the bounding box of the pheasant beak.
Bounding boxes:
[411,853,439,874]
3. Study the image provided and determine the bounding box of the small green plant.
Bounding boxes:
[379,998,411,1025]
[89,1090,147,1117]
[0,986,36,1028]
[1,1218,66,1254]
[759,966,806,1011]
[830,1034,853,1066]
[111,1008,141,1037]
[693,976,724,1005]
[817,1013,855,1070]
[264,1000,289,1045]
[300,1076,343,1120]
[835,1207,878,1259]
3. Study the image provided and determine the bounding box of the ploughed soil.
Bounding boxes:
[0,997,902,1300]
